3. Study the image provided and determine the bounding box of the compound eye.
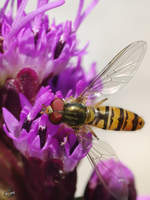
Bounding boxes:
[49,98,64,124]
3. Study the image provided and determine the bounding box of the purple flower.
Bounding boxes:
[0,0,98,133]
[2,85,92,200]
[0,0,98,101]
[0,0,64,85]
[0,0,100,199]
[1,0,99,166]
[84,159,137,200]
[3,86,92,172]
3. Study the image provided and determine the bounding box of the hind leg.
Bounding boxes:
[94,98,108,107]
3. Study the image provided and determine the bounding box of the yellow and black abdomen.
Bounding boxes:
[88,106,144,131]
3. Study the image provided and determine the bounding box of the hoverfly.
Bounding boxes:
[43,41,147,200]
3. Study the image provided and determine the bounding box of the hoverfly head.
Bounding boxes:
[49,98,64,124]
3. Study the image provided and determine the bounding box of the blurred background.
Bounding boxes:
[1,0,150,197]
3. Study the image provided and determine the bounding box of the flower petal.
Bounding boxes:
[2,107,19,132]
[7,0,65,40]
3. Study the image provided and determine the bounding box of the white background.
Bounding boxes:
[1,0,150,197]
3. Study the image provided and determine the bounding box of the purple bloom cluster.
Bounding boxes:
[84,159,150,200]
[0,0,98,165]
[0,0,97,93]
[0,0,98,199]
[84,159,137,200]
[3,86,92,172]
[0,0,97,119]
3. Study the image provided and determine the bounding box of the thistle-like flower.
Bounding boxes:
[0,0,99,199]
[0,0,98,116]
[3,86,92,172]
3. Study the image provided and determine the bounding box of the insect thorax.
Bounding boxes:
[63,103,87,127]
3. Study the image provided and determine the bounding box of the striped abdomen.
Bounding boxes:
[87,106,144,131]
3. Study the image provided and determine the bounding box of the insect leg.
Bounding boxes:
[40,104,47,114]
[94,98,108,107]
[65,96,74,102]
[89,129,99,140]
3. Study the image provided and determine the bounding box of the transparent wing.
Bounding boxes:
[87,138,129,200]
[77,41,147,103]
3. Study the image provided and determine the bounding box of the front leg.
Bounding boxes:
[75,125,99,140]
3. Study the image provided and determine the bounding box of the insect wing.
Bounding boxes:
[78,41,147,103]
[88,138,129,200]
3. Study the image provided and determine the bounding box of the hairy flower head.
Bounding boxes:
[0,0,98,123]
[0,1,102,199]
[0,0,98,94]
